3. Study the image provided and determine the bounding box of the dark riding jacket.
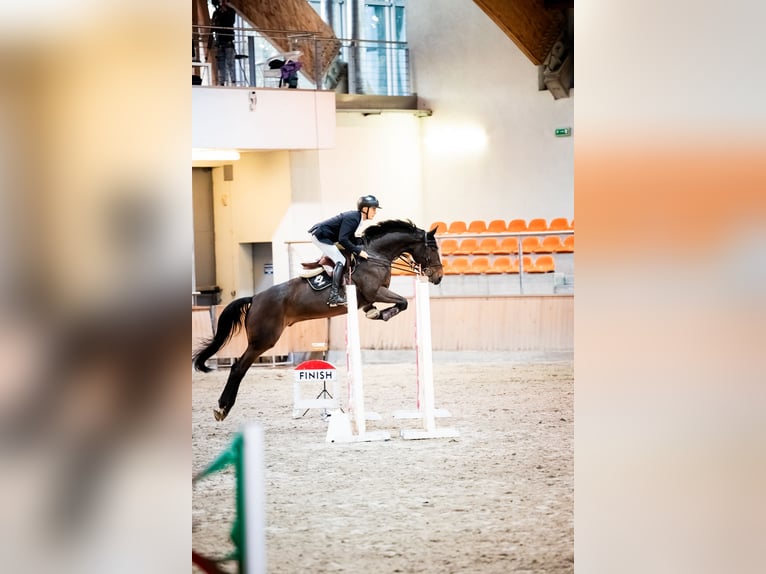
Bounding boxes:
[309,211,364,256]
[211,5,236,47]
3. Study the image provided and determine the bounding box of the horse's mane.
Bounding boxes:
[361,219,421,241]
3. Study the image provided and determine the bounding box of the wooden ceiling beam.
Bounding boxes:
[473,0,568,66]
[544,0,574,9]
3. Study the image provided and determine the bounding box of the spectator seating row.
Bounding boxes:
[441,235,574,255]
[444,255,556,275]
[431,218,574,235]
[390,254,557,276]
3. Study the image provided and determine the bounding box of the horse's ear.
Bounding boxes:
[428,226,438,238]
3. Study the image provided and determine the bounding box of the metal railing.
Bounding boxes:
[193,25,411,96]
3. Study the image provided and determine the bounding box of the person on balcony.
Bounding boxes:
[209,0,236,86]
[308,196,381,307]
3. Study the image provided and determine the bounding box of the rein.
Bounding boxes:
[361,254,412,271]
[362,254,422,276]
[391,255,420,275]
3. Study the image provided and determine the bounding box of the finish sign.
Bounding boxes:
[292,359,340,418]
[293,359,337,383]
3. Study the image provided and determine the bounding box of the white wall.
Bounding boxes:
[316,113,423,224]
[407,0,574,225]
[192,87,336,150]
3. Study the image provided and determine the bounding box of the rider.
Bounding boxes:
[308,195,381,307]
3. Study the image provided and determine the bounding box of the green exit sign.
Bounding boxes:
[555,127,571,137]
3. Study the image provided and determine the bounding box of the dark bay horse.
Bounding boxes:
[193,220,444,421]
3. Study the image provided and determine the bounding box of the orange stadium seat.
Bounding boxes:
[453,238,479,255]
[528,255,555,273]
[487,219,508,234]
[561,235,574,252]
[445,257,470,275]
[467,220,488,234]
[447,221,468,234]
[527,218,548,232]
[507,219,528,233]
[521,236,543,253]
[540,236,565,253]
[439,238,459,255]
[473,237,499,255]
[496,236,520,254]
[464,257,491,274]
[485,256,515,274]
[548,217,571,231]
[519,256,534,273]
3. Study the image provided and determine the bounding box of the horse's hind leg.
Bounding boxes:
[214,309,285,421]
[214,345,261,421]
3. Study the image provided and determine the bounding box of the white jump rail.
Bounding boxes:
[325,284,390,443]
[243,423,267,574]
[393,277,460,440]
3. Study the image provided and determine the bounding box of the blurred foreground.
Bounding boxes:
[0,2,190,572]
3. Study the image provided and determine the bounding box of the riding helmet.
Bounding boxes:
[357,195,381,211]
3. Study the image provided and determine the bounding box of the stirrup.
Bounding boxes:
[327,294,347,307]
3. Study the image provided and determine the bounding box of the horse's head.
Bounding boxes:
[409,226,444,285]
[363,220,444,284]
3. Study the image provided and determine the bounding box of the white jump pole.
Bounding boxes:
[242,423,266,574]
[346,283,367,435]
[326,284,390,442]
[416,277,436,432]
[397,277,460,440]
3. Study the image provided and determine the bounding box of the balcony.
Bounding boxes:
[193,26,414,97]
[192,26,424,151]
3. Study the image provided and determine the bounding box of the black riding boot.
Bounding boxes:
[327,262,347,307]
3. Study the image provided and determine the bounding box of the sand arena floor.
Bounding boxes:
[192,356,573,573]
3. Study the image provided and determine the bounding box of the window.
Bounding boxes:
[308,0,409,95]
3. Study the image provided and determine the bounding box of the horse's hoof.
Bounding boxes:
[365,308,380,319]
[213,408,227,421]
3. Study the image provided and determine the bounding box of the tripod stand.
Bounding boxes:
[303,379,334,418]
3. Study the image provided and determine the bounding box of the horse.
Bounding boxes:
[193,219,444,421]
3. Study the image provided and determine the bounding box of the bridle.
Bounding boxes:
[387,230,443,277]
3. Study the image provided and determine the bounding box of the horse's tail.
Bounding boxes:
[192,296,252,372]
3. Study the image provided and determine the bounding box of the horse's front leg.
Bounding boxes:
[362,287,408,321]
[362,304,381,319]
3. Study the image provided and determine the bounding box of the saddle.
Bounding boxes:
[300,254,357,291]
[300,255,336,277]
